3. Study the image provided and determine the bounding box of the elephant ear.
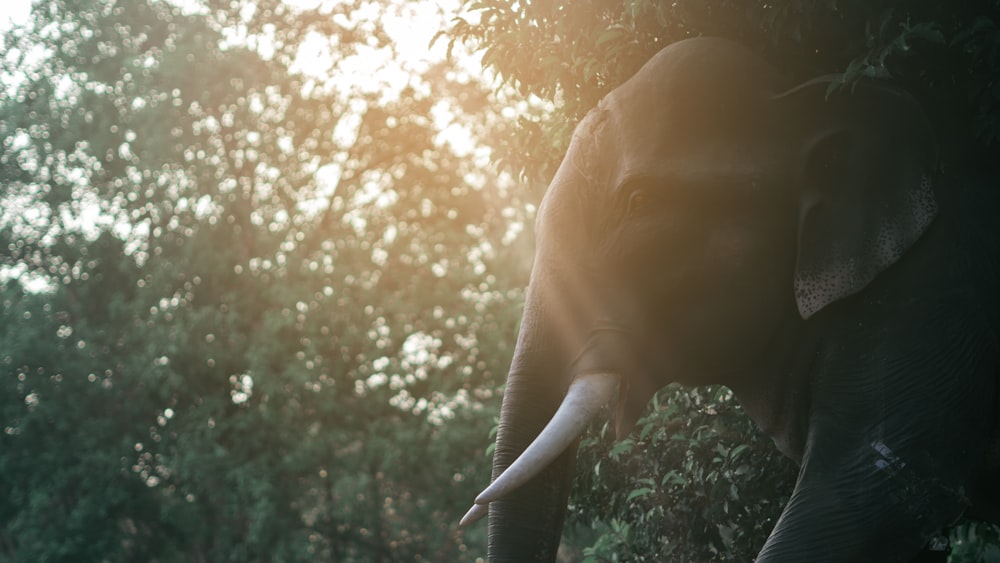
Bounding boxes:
[779,76,939,319]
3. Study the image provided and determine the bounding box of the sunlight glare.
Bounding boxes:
[0,3,31,29]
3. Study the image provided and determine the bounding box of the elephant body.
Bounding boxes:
[751,175,1000,559]
[461,37,1000,562]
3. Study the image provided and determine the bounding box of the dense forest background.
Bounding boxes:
[2,0,998,561]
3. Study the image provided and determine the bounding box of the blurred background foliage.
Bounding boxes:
[1,0,530,560]
[2,0,999,561]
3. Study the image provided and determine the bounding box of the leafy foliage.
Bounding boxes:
[570,387,796,561]
[951,521,1000,562]
[1,0,528,560]
[448,0,1000,182]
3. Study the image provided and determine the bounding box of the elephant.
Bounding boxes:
[459,37,1000,561]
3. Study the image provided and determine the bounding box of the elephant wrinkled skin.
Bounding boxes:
[461,37,1000,562]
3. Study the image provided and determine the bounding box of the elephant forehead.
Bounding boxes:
[605,78,777,151]
[601,104,788,196]
[536,39,793,236]
[608,37,786,112]
[599,38,787,157]
[538,102,786,233]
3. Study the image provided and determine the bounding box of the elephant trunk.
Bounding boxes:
[477,273,624,562]
[460,251,629,560]
[485,282,573,562]
[486,361,573,560]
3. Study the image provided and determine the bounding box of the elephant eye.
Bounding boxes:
[627,191,662,217]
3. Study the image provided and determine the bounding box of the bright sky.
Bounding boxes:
[1,0,479,182]
[284,0,483,155]
[0,0,508,294]
[0,3,30,28]
[2,0,489,175]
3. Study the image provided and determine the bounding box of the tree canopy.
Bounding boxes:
[1,0,529,559]
[448,0,1000,181]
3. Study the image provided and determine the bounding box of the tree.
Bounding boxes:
[448,0,1000,182]
[1,0,527,560]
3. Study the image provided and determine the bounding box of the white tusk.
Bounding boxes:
[459,502,488,527]
[473,372,619,506]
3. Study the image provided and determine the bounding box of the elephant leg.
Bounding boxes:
[756,468,958,561]
[759,296,997,561]
[757,430,977,561]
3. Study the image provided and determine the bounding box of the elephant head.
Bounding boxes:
[461,37,939,561]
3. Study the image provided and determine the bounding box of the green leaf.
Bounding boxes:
[626,487,654,502]
[661,470,686,487]
[596,27,626,47]
[730,444,750,460]
[902,22,945,46]
[609,438,634,458]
